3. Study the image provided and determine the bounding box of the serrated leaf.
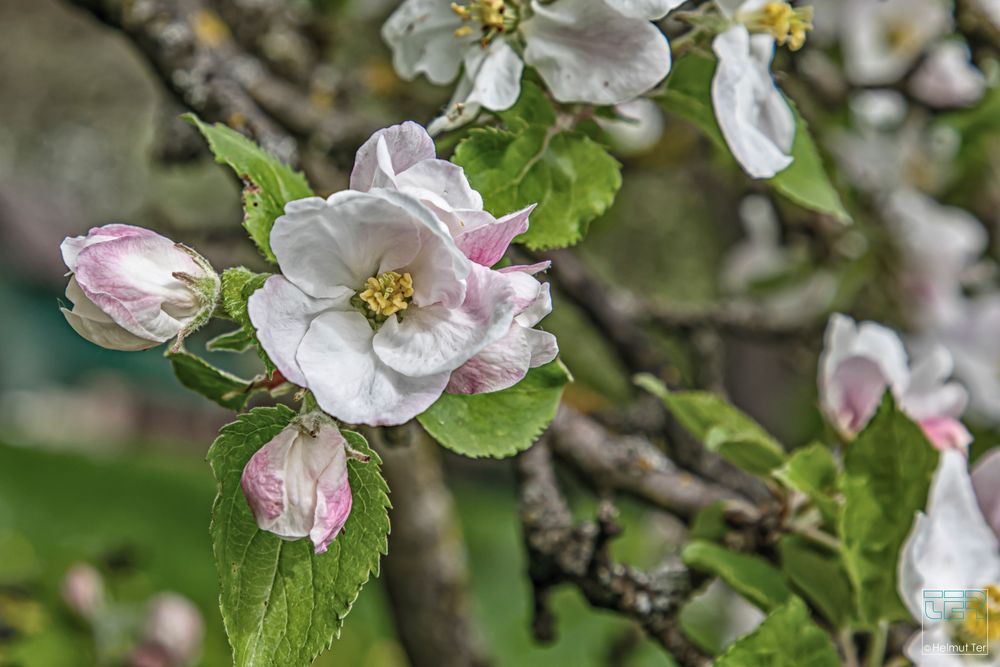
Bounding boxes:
[636,375,785,475]
[712,597,840,667]
[208,407,390,667]
[453,94,621,250]
[185,114,315,262]
[167,349,253,410]
[661,55,850,223]
[417,360,571,458]
[682,540,791,611]
[220,267,276,374]
[838,394,938,626]
[773,443,839,522]
[778,535,853,628]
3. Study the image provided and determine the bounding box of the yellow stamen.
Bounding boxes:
[358,271,414,318]
[741,2,813,52]
[450,0,511,41]
[959,585,1000,645]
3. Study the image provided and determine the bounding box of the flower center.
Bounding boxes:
[451,0,518,44]
[357,270,414,320]
[953,584,1000,647]
[741,2,813,51]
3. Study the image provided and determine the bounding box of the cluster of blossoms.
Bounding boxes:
[382,0,816,179]
[58,121,556,553]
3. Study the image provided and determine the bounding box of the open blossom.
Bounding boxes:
[839,0,951,86]
[241,418,353,553]
[382,0,676,133]
[819,313,971,451]
[350,121,557,393]
[898,449,1000,665]
[60,224,219,351]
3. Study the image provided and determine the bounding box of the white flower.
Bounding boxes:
[721,195,793,292]
[350,121,557,394]
[59,224,219,351]
[382,0,676,132]
[819,313,971,451]
[884,189,987,330]
[241,418,353,553]
[909,41,986,109]
[138,593,204,667]
[839,0,952,86]
[711,25,795,179]
[898,449,1000,665]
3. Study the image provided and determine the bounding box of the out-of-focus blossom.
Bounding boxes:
[595,99,665,156]
[681,579,766,653]
[840,0,952,86]
[819,314,971,451]
[133,593,204,667]
[898,450,1000,665]
[848,90,908,130]
[241,418,353,553]
[61,563,104,620]
[383,0,676,133]
[885,189,987,329]
[60,224,219,351]
[711,26,795,179]
[721,195,791,292]
[909,41,986,109]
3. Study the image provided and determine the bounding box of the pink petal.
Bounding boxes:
[446,326,532,394]
[826,356,890,437]
[241,429,295,524]
[918,416,972,453]
[455,204,534,266]
[61,223,158,272]
[350,121,436,192]
[310,471,353,554]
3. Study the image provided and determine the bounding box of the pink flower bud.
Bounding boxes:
[59,224,219,351]
[61,563,104,620]
[139,593,204,667]
[241,418,353,554]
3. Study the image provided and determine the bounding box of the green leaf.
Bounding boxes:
[838,394,938,626]
[682,540,791,611]
[712,597,840,667]
[689,502,729,542]
[636,375,785,475]
[208,407,390,667]
[220,267,276,374]
[773,443,839,522]
[778,535,853,628]
[207,328,255,353]
[184,114,315,262]
[167,349,252,411]
[452,84,621,250]
[661,55,851,223]
[417,360,571,458]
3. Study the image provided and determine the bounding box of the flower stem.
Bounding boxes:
[866,620,888,667]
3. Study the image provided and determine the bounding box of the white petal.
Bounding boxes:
[297,310,450,426]
[910,41,986,109]
[522,0,671,105]
[270,190,425,298]
[463,38,524,112]
[902,623,968,667]
[602,0,685,20]
[973,449,1000,542]
[247,275,348,387]
[381,0,468,84]
[373,263,517,376]
[445,325,532,394]
[395,159,484,212]
[898,451,1000,619]
[903,345,968,421]
[62,278,158,352]
[711,27,794,179]
[525,328,559,367]
[350,121,436,192]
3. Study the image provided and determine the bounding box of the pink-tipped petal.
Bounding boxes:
[455,204,534,266]
[918,416,972,453]
[60,224,158,272]
[310,471,353,554]
[446,326,532,394]
[351,121,437,192]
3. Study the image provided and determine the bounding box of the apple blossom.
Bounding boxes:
[60,224,219,352]
[241,417,354,553]
[348,121,558,393]
[594,99,665,156]
[382,0,676,133]
[711,25,795,179]
[819,313,971,451]
[909,41,986,109]
[839,0,951,86]
[248,184,535,425]
[898,449,1000,665]
[136,593,204,667]
[61,563,105,620]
